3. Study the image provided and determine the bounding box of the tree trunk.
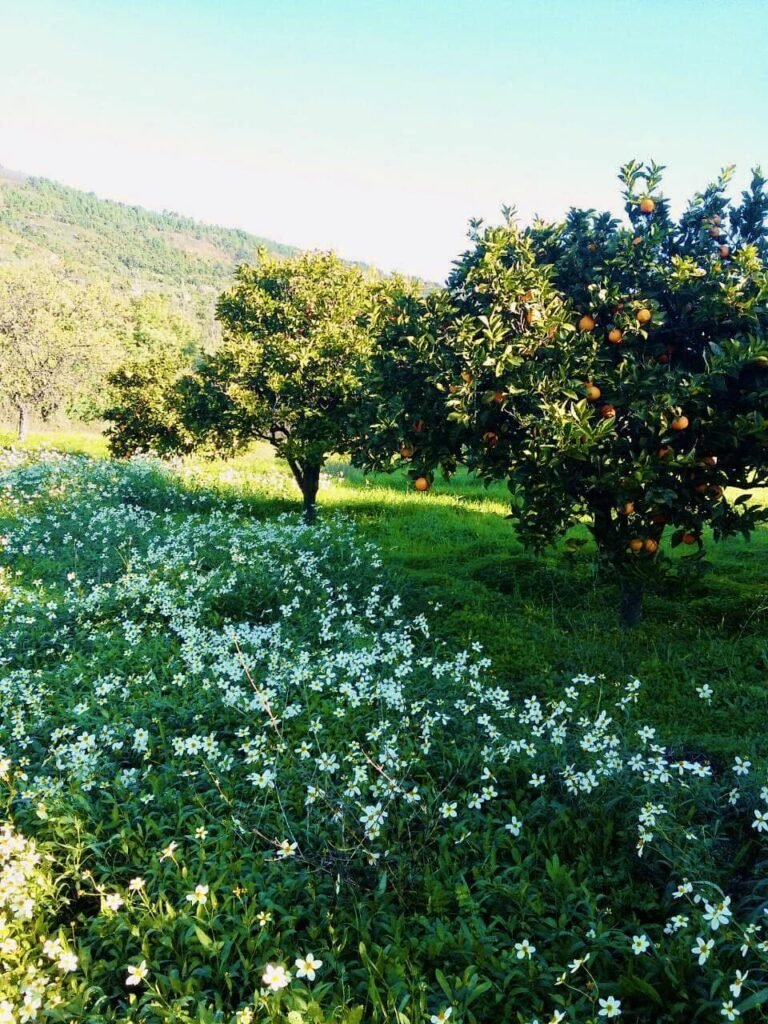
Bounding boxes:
[300,463,321,524]
[17,405,29,442]
[619,578,645,629]
[285,456,321,524]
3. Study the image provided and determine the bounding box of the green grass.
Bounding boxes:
[17,429,768,758]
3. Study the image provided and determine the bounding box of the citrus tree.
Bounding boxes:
[105,349,200,458]
[0,267,117,438]
[351,279,466,491]
[440,163,768,624]
[363,165,768,625]
[107,249,381,521]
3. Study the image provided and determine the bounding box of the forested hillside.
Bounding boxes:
[0,165,297,291]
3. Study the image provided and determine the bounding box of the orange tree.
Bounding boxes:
[366,164,768,625]
[107,249,393,521]
[352,280,466,491]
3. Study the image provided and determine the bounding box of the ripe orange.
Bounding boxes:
[493,390,506,403]
[585,384,601,401]
[636,308,652,324]
[619,501,635,516]
[639,197,656,215]
[719,245,730,259]
[702,455,717,467]
[449,384,458,393]
[461,371,473,383]
[413,419,426,433]
[588,242,597,252]
[709,226,721,238]
[414,476,431,492]
[601,404,616,419]
[643,538,658,554]
[671,415,689,431]
[712,214,721,226]
[681,533,697,545]
[608,328,623,344]
[578,314,596,332]
[657,446,672,458]
[632,235,643,246]
[400,445,414,459]
[628,538,644,552]
[658,353,670,364]
[482,431,499,448]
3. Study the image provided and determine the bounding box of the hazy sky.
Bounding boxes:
[1,0,766,280]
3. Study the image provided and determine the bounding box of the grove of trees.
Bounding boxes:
[5,161,768,625]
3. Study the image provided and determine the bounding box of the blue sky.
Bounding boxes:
[1,0,766,280]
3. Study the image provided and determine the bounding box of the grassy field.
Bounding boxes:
[3,431,768,1023]
[13,427,768,759]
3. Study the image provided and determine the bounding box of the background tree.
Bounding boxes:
[440,164,768,624]
[351,279,465,490]
[107,249,382,521]
[0,266,116,439]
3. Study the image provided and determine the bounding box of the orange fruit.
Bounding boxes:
[681,533,697,545]
[628,538,644,552]
[639,197,656,215]
[461,371,473,383]
[482,431,499,448]
[632,235,643,246]
[585,384,601,401]
[702,455,717,467]
[671,415,689,431]
[413,419,426,433]
[709,226,721,238]
[588,242,597,252]
[636,308,652,324]
[719,245,730,259]
[608,328,623,344]
[658,353,670,364]
[578,314,596,332]
[601,404,616,419]
[400,445,414,459]
[619,501,635,516]
[712,214,721,225]
[657,446,672,459]
[414,476,431,492]
[643,538,658,554]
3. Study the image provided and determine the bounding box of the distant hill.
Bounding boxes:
[0,165,300,294]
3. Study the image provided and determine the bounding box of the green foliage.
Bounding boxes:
[365,165,768,621]
[106,350,200,458]
[172,250,384,516]
[0,265,121,435]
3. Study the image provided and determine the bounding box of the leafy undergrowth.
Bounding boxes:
[2,450,768,1023]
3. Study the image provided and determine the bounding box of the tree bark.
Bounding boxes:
[619,578,645,629]
[17,405,29,442]
[285,456,321,524]
[300,463,321,524]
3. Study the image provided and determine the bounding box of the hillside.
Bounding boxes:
[0,165,299,293]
